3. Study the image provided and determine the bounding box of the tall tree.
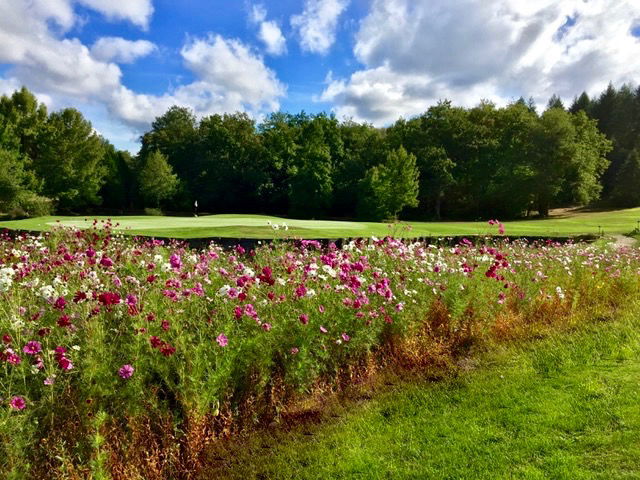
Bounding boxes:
[357,147,419,220]
[138,150,178,208]
[569,92,592,114]
[546,94,565,111]
[36,108,107,210]
[611,149,640,207]
[289,117,335,218]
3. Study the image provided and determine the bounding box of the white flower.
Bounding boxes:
[217,285,231,297]
[38,285,56,299]
[243,267,255,278]
[154,254,164,263]
[161,263,172,272]
[306,289,316,298]
[322,265,337,277]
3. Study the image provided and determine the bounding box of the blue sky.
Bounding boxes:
[1,0,639,152]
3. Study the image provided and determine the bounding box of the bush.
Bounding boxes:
[143,207,164,216]
[6,192,54,219]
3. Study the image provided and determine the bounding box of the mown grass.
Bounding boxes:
[1,207,639,239]
[207,302,640,480]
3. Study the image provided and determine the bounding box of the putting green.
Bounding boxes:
[0,208,639,239]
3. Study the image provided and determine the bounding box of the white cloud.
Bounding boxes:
[0,0,286,149]
[91,37,156,63]
[322,0,640,124]
[76,0,154,29]
[291,0,349,54]
[250,4,267,24]
[249,4,287,56]
[108,35,286,128]
[258,21,287,55]
[180,35,285,111]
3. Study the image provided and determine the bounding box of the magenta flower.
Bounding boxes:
[295,284,307,298]
[23,341,42,356]
[262,323,272,331]
[299,313,309,325]
[118,364,134,379]
[10,396,26,410]
[216,333,228,347]
[53,297,67,311]
[169,253,182,269]
[341,333,350,342]
[100,256,114,267]
[58,357,73,370]
[6,352,21,365]
[125,294,138,306]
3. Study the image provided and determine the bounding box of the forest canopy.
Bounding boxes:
[0,84,637,221]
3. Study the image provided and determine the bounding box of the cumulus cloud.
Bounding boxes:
[0,0,286,140]
[322,0,640,124]
[91,37,157,63]
[258,21,287,56]
[249,4,287,56]
[291,0,349,54]
[110,35,286,127]
[76,0,154,29]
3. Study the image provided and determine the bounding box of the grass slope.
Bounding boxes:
[207,304,640,479]
[1,207,639,239]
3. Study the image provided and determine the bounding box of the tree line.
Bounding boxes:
[0,84,637,221]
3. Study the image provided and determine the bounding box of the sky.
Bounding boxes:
[1,0,640,153]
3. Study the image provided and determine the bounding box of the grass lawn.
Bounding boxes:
[1,207,640,239]
[206,303,640,479]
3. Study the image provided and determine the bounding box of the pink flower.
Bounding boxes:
[216,333,228,347]
[53,297,67,311]
[170,253,182,269]
[10,396,26,410]
[318,305,325,313]
[118,364,134,379]
[299,314,309,325]
[262,323,272,331]
[100,256,114,267]
[295,284,307,298]
[320,325,328,334]
[6,352,21,365]
[498,223,505,235]
[44,377,55,386]
[58,357,73,371]
[341,333,350,342]
[290,347,299,355]
[23,341,42,356]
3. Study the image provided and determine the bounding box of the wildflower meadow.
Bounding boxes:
[1,221,639,478]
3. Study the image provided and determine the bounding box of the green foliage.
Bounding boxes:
[0,84,634,220]
[612,150,640,207]
[358,147,419,220]
[289,118,335,218]
[138,150,178,207]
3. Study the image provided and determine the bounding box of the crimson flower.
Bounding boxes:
[10,396,26,410]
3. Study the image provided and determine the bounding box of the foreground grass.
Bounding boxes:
[209,304,640,479]
[1,207,639,239]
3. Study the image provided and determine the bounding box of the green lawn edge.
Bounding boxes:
[207,301,640,479]
[1,207,639,239]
